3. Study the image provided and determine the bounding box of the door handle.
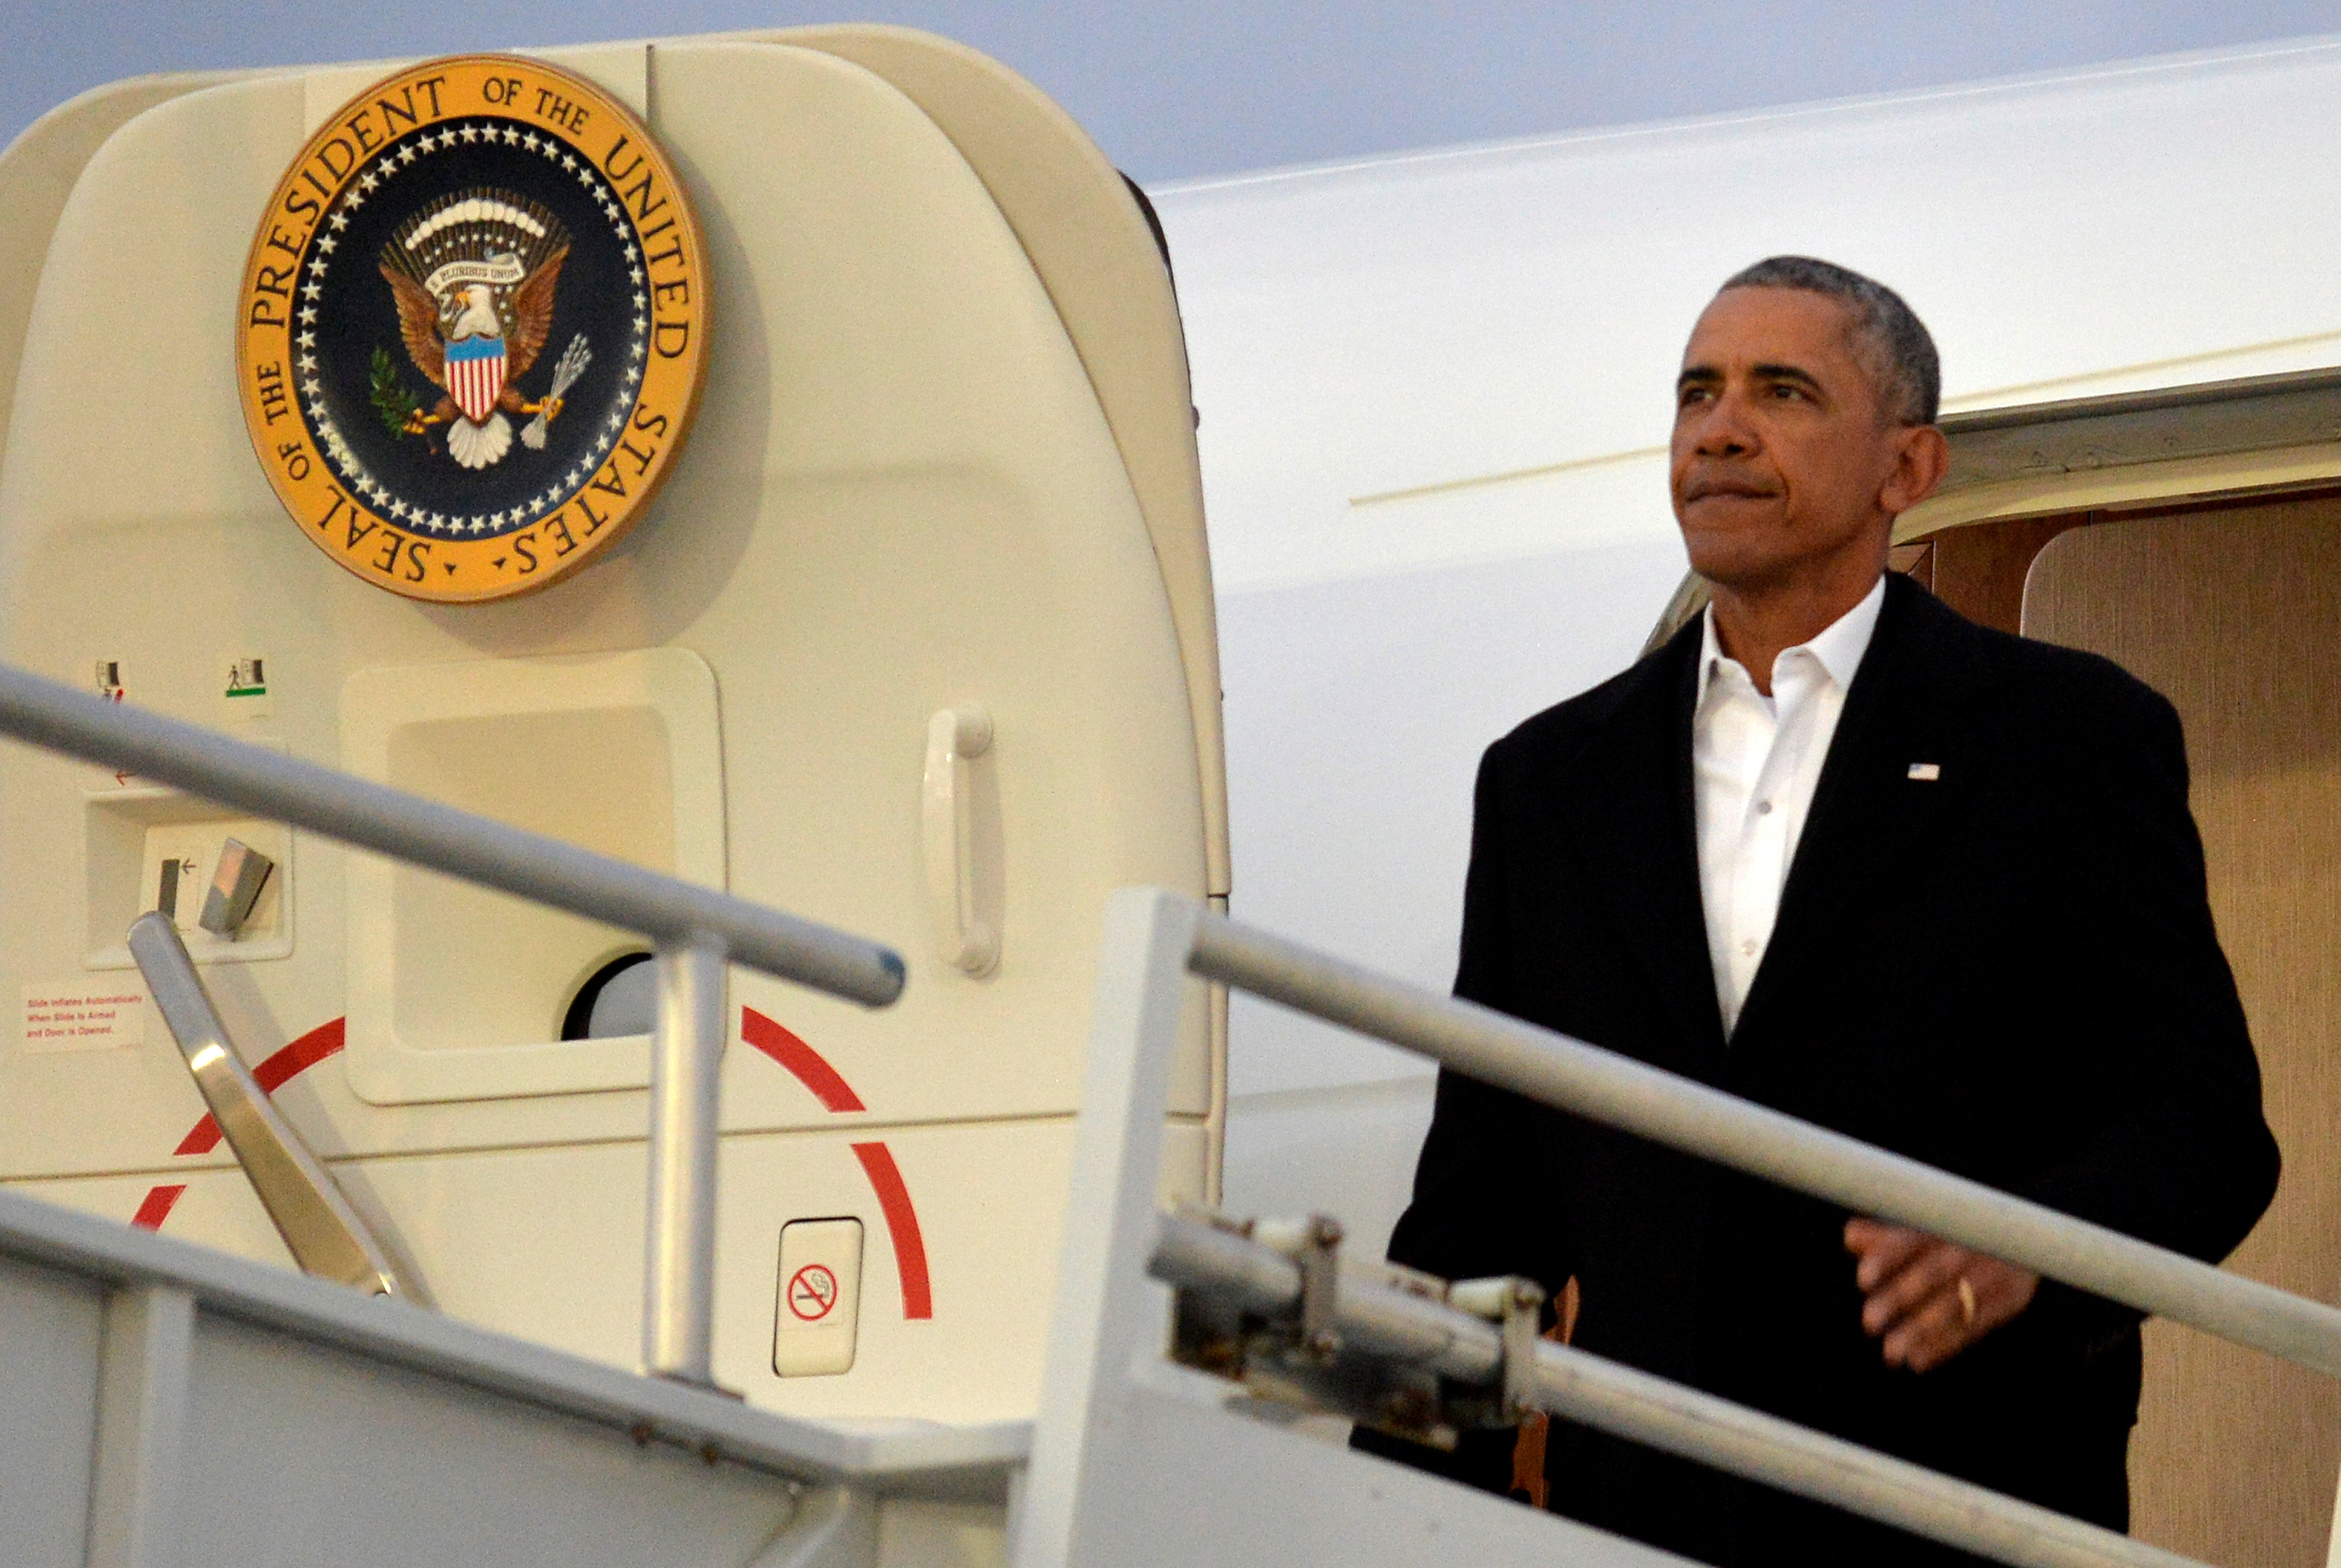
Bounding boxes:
[922,705,999,976]
[128,912,419,1300]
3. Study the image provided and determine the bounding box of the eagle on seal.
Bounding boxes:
[379,191,573,469]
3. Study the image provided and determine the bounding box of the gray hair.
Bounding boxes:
[1719,255,1940,426]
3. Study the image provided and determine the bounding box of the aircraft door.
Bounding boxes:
[2023,499,2341,1568]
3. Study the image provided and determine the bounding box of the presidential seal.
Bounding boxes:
[237,56,707,601]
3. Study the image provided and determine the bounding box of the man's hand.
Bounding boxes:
[1843,1219,2039,1371]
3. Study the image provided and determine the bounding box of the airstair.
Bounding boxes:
[3,665,2337,1567]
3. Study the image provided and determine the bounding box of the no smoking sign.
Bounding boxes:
[788,1263,839,1321]
[775,1217,862,1377]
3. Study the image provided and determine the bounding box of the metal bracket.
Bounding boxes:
[1158,1210,1546,1450]
[197,837,275,937]
[1254,1213,1343,1363]
[1451,1275,1545,1422]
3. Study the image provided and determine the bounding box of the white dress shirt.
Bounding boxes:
[1692,576,1885,1036]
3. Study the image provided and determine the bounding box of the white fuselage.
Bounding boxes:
[1156,33,2341,1253]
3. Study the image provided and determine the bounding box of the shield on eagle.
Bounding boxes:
[443,333,507,425]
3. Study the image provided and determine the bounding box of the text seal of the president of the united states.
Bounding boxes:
[237,55,708,602]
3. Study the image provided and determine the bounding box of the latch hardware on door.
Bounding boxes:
[921,705,1001,976]
[127,912,419,1299]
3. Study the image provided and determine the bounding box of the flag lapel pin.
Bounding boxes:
[1907,762,1942,781]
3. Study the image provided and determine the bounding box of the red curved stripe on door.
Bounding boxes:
[740,1008,866,1112]
[130,1184,187,1231]
[134,1012,944,1331]
[736,1010,931,1319]
[135,1017,347,1228]
[852,1141,934,1319]
[173,1017,348,1155]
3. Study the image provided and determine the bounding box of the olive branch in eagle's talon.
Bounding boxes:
[370,346,424,439]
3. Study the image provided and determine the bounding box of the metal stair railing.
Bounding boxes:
[1188,913,2340,1374]
[0,662,906,1389]
[1150,895,2341,1568]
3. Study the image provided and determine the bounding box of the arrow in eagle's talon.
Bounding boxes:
[521,335,591,450]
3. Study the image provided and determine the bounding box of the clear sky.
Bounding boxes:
[8,1,2341,182]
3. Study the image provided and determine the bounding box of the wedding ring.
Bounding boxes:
[1956,1276,1978,1328]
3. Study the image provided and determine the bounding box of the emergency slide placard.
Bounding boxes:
[21,982,148,1052]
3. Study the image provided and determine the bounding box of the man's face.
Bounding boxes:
[1670,287,1916,594]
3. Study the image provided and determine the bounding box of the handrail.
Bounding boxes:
[1140,897,2341,1568]
[0,663,904,1005]
[1186,909,2341,1379]
[1152,1211,2205,1568]
[0,661,909,1387]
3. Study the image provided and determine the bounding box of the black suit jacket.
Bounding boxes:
[1356,574,2278,1565]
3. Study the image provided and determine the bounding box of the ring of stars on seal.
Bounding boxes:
[237,55,708,603]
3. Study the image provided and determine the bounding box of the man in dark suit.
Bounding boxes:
[1354,257,2279,1564]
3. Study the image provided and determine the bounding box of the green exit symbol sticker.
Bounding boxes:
[221,655,273,719]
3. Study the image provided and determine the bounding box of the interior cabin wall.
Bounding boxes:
[1891,514,2088,634]
[2007,499,2341,1568]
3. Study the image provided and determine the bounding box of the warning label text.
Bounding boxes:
[20,983,147,1053]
